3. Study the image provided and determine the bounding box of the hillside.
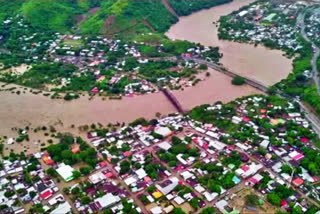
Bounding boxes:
[0,0,232,36]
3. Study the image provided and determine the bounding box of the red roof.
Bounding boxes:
[243,117,251,122]
[41,189,53,200]
[281,200,288,207]
[260,109,267,113]
[248,177,259,184]
[91,87,99,93]
[144,176,152,183]
[293,153,304,161]
[123,151,131,157]
[174,165,184,171]
[104,172,113,178]
[99,161,107,167]
[228,145,236,150]
[292,178,304,186]
[203,143,209,149]
[241,165,250,172]
[300,137,309,143]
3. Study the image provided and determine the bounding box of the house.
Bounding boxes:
[93,193,121,210]
[216,199,239,214]
[150,206,162,214]
[158,142,172,151]
[40,189,53,200]
[42,153,54,165]
[238,10,248,17]
[154,127,173,138]
[156,177,179,195]
[91,87,99,93]
[292,178,304,187]
[50,202,72,214]
[89,172,106,184]
[56,164,75,182]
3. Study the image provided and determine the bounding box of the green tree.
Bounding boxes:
[267,193,281,206]
[201,207,216,214]
[172,208,186,214]
[232,76,245,85]
[190,198,199,210]
[81,196,91,205]
[72,170,81,179]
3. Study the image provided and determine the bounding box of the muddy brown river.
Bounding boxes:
[0,0,292,143]
[166,0,292,86]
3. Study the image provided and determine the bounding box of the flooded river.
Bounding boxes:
[0,0,269,143]
[0,68,260,138]
[166,0,292,86]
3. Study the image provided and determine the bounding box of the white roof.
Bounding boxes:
[150,206,162,214]
[260,139,270,148]
[89,172,105,184]
[154,127,172,137]
[124,176,137,186]
[135,168,147,179]
[158,141,172,151]
[239,10,248,17]
[56,164,74,182]
[50,202,72,214]
[94,193,121,209]
[195,184,205,193]
[174,196,185,205]
[181,171,193,180]
[156,177,179,195]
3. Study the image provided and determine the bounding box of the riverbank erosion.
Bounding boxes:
[166,0,292,86]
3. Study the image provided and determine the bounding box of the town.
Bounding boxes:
[1,95,320,213]
[0,15,222,100]
[2,0,320,214]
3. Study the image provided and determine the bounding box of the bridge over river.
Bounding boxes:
[160,58,320,137]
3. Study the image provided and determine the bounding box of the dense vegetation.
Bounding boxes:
[80,1,177,36]
[0,0,232,37]
[169,0,232,16]
[46,133,98,167]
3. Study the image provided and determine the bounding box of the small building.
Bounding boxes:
[50,202,72,214]
[292,178,304,187]
[56,164,75,182]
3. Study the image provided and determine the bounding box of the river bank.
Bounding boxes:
[0,0,267,147]
[166,0,292,86]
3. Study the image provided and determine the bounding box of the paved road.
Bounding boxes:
[297,8,320,93]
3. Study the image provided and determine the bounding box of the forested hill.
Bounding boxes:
[0,0,232,36]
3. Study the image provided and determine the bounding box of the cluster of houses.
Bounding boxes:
[189,95,320,212]
[220,1,309,51]
[78,95,319,213]
[2,95,320,213]
[0,157,72,214]
[1,14,218,96]
[305,10,320,46]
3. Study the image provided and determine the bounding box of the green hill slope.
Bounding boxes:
[0,0,233,36]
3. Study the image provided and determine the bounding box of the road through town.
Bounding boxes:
[297,8,320,93]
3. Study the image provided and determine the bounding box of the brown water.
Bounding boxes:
[0,69,260,138]
[166,0,292,86]
[0,0,266,143]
